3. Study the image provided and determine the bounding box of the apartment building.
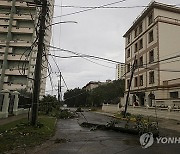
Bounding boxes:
[123,1,180,107]
[116,63,125,80]
[0,0,54,97]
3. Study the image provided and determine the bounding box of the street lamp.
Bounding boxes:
[46,21,78,28]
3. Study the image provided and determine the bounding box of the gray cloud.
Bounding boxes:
[46,0,180,95]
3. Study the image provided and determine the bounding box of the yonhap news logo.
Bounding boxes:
[140,132,154,148]
[140,132,180,149]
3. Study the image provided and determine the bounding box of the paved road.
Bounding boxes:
[37,111,179,154]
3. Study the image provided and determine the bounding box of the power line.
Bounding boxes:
[50,55,69,90]
[48,46,180,72]
[53,0,127,18]
[48,46,118,69]
[56,5,148,9]
[49,52,122,64]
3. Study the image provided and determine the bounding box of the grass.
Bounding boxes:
[0,116,56,153]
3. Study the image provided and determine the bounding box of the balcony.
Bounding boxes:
[15,1,36,8]
[7,54,29,61]
[14,14,32,21]
[8,40,32,47]
[0,47,13,53]
[0,40,32,47]
[0,26,8,33]
[5,69,28,76]
[0,54,4,60]
[11,27,33,34]
[3,83,26,90]
[0,20,16,26]
[0,13,10,20]
[0,1,12,7]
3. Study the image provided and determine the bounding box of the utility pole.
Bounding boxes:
[123,56,136,118]
[58,72,62,103]
[31,0,48,126]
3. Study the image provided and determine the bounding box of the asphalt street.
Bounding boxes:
[41,111,180,154]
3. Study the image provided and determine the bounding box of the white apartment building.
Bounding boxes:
[123,1,180,107]
[0,0,54,97]
[116,63,125,80]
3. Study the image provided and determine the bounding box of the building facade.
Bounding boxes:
[116,63,125,80]
[124,2,180,107]
[83,81,102,91]
[0,0,54,97]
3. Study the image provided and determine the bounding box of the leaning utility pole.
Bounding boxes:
[31,0,48,126]
[58,72,62,103]
[123,56,136,118]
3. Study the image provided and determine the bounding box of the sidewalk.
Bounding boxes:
[95,110,180,136]
[0,113,29,125]
[127,106,180,121]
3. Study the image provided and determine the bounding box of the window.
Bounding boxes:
[134,77,138,87]
[127,48,130,58]
[127,63,130,72]
[134,59,138,69]
[139,39,143,50]
[148,13,153,25]
[139,75,143,86]
[127,80,130,88]
[139,56,143,67]
[139,23,143,34]
[170,92,179,99]
[134,28,138,38]
[149,71,154,84]
[149,50,154,63]
[149,30,154,43]
[135,43,138,53]
[127,35,130,44]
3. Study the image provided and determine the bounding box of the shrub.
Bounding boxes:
[76,107,83,112]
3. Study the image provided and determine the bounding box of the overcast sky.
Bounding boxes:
[45,0,180,96]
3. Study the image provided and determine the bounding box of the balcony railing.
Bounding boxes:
[0,1,12,7]
[5,69,28,76]
[11,27,33,34]
[3,83,26,90]
[7,54,29,61]
[14,14,33,21]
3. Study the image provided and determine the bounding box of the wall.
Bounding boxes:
[102,104,120,113]
[158,22,180,84]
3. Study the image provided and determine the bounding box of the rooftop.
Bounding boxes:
[123,1,180,37]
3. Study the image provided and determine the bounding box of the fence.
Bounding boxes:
[0,90,30,119]
[18,95,32,109]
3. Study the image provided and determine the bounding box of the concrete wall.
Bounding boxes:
[102,104,120,113]
[158,22,180,84]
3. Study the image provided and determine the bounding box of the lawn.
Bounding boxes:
[0,116,56,153]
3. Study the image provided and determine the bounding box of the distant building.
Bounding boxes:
[83,81,101,91]
[0,0,54,98]
[123,1,180,107]
[116,63,125,80]
[83,80,112,91]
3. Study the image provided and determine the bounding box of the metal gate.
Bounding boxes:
[8,94,15,114]
[18,95,32,109]
[0,94,4,111]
